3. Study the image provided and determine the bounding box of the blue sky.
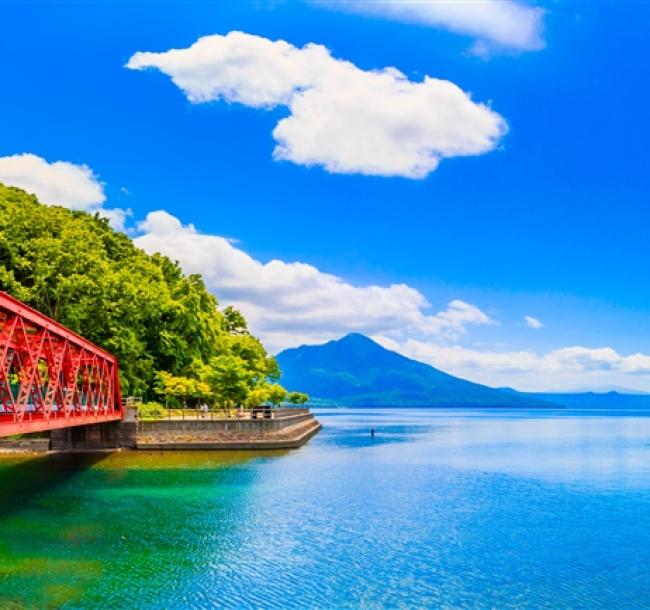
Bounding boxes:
[1,1,650,391]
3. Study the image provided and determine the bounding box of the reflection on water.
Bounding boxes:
[2,409,650,608]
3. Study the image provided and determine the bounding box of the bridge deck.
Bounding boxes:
[0,411,122,436]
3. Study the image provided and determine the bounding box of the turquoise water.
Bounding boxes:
[2,408,650,608]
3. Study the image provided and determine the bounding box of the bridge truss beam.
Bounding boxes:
[0,291,122,437]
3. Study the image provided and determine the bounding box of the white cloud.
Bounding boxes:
[524,315,543,329]
[0,153,105,209]
[126,31,507,179]
[133,209,650,392]
[311,0,545,55]
[374,338,650,392]
[96,206,132,232]
[134,210,493,352]
[0,153,128,231]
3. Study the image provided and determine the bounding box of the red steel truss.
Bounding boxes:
[0,291,122,437]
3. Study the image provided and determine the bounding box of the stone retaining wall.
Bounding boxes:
[50,420,137,451]
[46,409,320,451]
[0,437,50,452]
[138,412,313,437]
[137,420,322,451]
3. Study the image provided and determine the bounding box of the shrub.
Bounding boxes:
[138,401,167,419]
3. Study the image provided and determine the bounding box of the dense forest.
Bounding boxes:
[0,183,306,407]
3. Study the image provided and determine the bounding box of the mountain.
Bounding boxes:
[515,391,650,409]
[277,333,549,408]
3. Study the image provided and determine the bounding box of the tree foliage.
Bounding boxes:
[0,183,306,406]
[267,384,288,406]
[288,391,309,405]
[155,371,210,405]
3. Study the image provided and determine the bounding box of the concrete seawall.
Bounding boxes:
[139,412,313,435]
[137,419,321,450]
[45,408,321,452]
[0,437,50,452]
[51,420,138,451]
[136,412,320,450]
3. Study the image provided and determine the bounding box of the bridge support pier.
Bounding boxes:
[50,409,137,451]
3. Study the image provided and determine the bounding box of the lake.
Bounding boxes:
[2,408,650,608]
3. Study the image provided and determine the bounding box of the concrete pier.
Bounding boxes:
[46,408,320,452]
[50,408,138,451]
[136,409,321,450]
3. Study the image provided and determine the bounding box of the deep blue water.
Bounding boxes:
[2,408,650,608]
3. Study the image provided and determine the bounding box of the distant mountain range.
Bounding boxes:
[278,334,650,409]
[501,389,650,409]
[277,333,550,408]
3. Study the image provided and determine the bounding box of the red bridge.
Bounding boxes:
[0,291,122,437]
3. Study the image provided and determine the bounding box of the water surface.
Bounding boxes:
[2,408,650,608]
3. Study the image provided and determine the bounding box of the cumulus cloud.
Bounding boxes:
[524,315,543,329]
[134,210,493,352]
[374,338,650,392]
[132,209,650,392]
[0,153,105,209]
[96,206,132,232]
[126,31,507,178]
[311,0,545,55]
[0,153,129,230]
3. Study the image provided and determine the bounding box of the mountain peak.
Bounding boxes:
[332,333,380,347]
[277,333,548,408]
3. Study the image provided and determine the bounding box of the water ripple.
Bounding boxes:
[2,410,650,608]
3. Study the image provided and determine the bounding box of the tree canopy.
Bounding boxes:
[0,183,307,406]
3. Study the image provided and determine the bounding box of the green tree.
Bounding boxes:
[288,391,309,405]
[0,183,306,403]
[155,371,210,407]
[222,305,248,335]
[244,384,271,408]
[267,384,288,407]
[201,354,252,408]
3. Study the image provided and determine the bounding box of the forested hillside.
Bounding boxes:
[0,183,304,406]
